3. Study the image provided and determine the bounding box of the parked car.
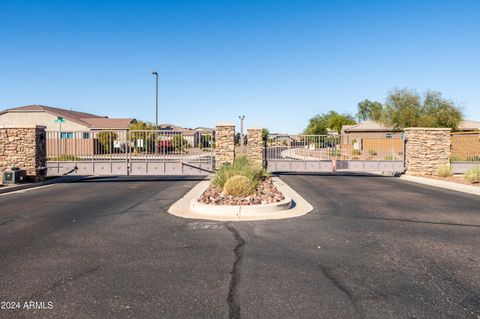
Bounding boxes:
[158,140,174,153]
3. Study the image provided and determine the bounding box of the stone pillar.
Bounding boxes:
[0,125,47,184]
[404,127,451,176]
[215,123,235,168]
[246,128,264,167]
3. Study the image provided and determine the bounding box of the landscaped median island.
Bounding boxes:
[168,157,313,221]
[198,157,284,205]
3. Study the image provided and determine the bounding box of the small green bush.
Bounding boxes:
[223,175,255,196]
[450,155,462,162]
[384,155,393,160]
[47,155,77,161]
[351,149,361,156]
[211,156,268,189]
[464,166,480,183]
[466,155,480,162]
[437,164,453,177]
[328,149,341,157]
[368,149,378,156]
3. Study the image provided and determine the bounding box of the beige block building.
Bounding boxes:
[0,104,135,131]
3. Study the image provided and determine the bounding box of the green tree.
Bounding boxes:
[128,121,156,152]
[199,134,212,149]
[262,128,270,146]
[421,90,463,129]
[171,135,190,152]
[128,120,156,131]
[356,99,383,121]
[96,131,118,153]
[303,111,356,135]
[262,128,270,139]
[381,88,463,130]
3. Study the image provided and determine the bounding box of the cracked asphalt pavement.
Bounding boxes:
[0,174,479,319]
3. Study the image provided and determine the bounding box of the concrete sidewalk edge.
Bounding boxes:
[398,174,480,196]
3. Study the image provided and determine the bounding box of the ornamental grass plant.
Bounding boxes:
[211,156,269,190]
[464,166,480,183]
[437,164,453,177]
[223,175,256,196]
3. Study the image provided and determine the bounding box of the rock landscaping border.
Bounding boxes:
[168,177,313,221]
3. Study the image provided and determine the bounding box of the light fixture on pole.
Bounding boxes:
[239,115,245,152]
[152,71,159,129]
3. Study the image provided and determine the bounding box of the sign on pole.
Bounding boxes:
[54,116,66,124]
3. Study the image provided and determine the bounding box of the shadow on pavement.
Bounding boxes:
[273,171,392,177]
[71,175,208,183]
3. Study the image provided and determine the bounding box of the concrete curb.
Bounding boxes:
[168,177,313,221]
[0,175,87,195]
[398,174,480,196]
[190,180,293,218]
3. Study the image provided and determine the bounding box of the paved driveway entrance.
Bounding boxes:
[0,174,479,318]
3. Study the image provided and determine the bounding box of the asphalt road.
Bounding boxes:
[0,174,479,319]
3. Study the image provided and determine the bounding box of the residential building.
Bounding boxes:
[0,104,135,131]
[0,104,135,158]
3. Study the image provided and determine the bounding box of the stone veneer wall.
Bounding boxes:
[246,128,264,166]
[215,123,235,168]
[404,127,451,176]
[0,126,46,183]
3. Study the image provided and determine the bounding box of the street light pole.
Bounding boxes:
[152,71,159,129]
[239,115,245,153]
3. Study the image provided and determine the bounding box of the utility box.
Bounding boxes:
[3,167,27,185]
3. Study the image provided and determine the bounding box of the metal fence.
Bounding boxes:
[266,133,404,173]
[46,129,215,175]
[451,131,480,162]
[266,135,340,160]
[450,131,480,174]
[266,134,403,161]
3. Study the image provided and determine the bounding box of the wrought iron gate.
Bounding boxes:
[46,129,215,176]
[265,133,404,173]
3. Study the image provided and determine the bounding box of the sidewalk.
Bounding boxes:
[399,174,480,196]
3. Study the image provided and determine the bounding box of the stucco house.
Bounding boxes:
[0,105,135,158]
[158,124,215,147]
[0,104,135,131]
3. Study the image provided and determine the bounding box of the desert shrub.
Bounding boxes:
[466,155,480,162]
[464,166,480,183]
[97,131,118,153]
[223,175,256,196]
[328,149,341,157]
[368,149,378,156]
[171,135,190,152]
[352,149,361,156]
[450,155,461,162]
[437,164,453,177]
[47,155,77,161]
[211,156,268,189]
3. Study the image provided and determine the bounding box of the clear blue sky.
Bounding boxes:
[1,0,479,133]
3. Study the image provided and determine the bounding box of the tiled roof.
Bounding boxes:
[193,127,214,132]
[342,121,395,132]
[342,120,480,132]
[458,120,480,130]
[1,104,133,129]
[82,118,134,129]
[158,123,189,131]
